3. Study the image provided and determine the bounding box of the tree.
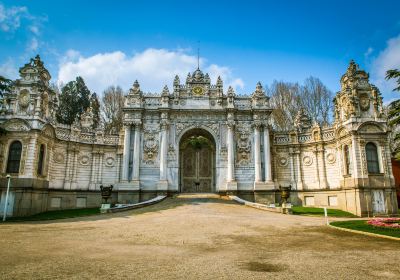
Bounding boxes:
[268,77,333,131]
[386,69,400,159]
[268,81,302,130]
[90,92,101,129]
[101,86,124,134]
[0,75,13,97]
[56,76,91,125]
[300,76,333,126]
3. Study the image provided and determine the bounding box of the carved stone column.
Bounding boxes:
[89,151,97,190]
[227,121,235,182]
[122,124,131,181]
[313,147,321,189]
[295,150,303,190]
[23,136,37,177]
[351,132,359,179]
[70,147,78,189]
[263,126,272,183]
[254,123,262,183]
[97,150,104,184]
[132,122,141,181]
[158,116,169,191]
[319,146,328,189]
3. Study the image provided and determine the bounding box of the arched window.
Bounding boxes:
[6,141,22,174]
[366,142,380,174]
[37,144,45,176]
[344,145,351,175]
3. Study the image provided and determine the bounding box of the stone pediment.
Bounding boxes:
[41,124,56,138]
[358,123,384,133]
[2,118,31,132]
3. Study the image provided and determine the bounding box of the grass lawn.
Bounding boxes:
[330,220,400,238]
[5,208,100,222]
[292,206,357,218]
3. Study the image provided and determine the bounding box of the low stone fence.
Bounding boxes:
[102,195,167,213]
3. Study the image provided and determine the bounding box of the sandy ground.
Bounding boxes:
[0,194,399,280]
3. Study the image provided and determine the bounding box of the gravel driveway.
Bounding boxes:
[0,194,399,279]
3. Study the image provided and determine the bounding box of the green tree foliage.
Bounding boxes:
[90,92,101,129]
[0,75,13,97]
[386,69,400,159]
[56,76,91,125]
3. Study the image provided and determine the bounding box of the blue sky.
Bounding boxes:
[1,0,400,101]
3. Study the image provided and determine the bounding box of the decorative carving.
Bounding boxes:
[143,131,159,165]
[105,156,115,167]
[235,123,252,165]
[278,156,289,167]
[18,89,30,109]
[359,94,370,111]
[326,152,336,164]
[176,122,219,140]
[294,108,312,132]
[3,119,30,131]
[302,155,313,166]
[54,151,65,164]
[79,153,91,165]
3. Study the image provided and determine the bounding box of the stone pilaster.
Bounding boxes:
[226,119,237,191]
[158,115,169,191]
[121,124,131,181]
[132,122,141,182]
[254,123,261,183]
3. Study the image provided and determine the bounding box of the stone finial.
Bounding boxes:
[80,107,94,129]
[346,60,357,76]
[186,72,191,84]
[227,86,235,97]
[294,107,312,132]
[204,73,210,82]
[173,75,180,86]
[227,86,235,105]
[129,80,141,95]
[252,81,265,98]
[162,85,170,96]
[216,76,223,87]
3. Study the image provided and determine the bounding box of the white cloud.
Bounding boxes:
[0,3,28,32]
[57,48,244,95]
[0,58,18,79]
[27,37,39,52]
[370,34,400,102]
[364,47,373,58]
[29,25,39,35]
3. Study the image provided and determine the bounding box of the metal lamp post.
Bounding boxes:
[2,174,11,222]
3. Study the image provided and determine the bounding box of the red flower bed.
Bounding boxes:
[367,218,400,229]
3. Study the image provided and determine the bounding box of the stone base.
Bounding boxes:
[100,203,111,213]
[281,202,292,214]
[254,181,276,190]
[225,181,238,192]
[116,180,140,191]
[157,180,168,191]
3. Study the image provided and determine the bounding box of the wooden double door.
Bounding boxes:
[180,136,214,193]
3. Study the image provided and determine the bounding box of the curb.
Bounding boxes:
[103,195,167,213]
[228,196,282,214]
[328,224,400,241]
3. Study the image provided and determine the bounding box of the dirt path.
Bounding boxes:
[0,195,399,279]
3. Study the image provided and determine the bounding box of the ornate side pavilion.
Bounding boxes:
[0,56,397,216]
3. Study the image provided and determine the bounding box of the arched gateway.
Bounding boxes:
[0,56,398,217]
[179,129,216,193]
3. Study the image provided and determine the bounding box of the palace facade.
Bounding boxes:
[0,56,398,216]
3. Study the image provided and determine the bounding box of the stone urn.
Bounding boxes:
[280,185,291,204]
[279,185,292,214]
[100,184,113,204]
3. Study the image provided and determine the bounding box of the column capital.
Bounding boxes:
[227,120,235,129]
[253,121,262,129]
